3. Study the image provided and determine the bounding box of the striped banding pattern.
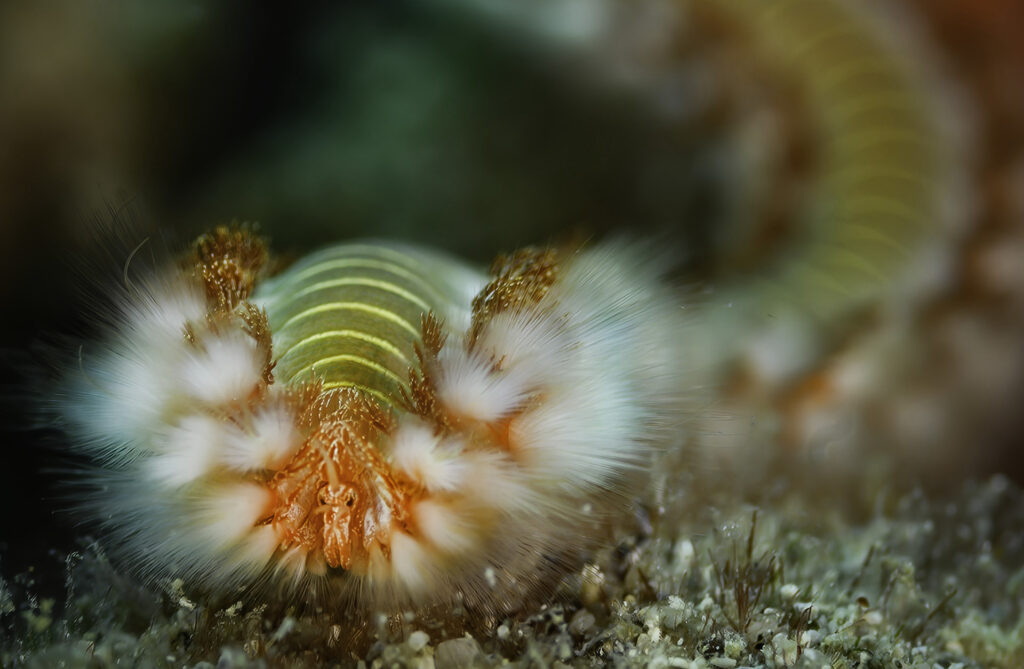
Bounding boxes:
[257,245,472,406]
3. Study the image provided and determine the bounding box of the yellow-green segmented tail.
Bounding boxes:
[671,0,962,370]
[714,0,959,317]
[664,0,968,376]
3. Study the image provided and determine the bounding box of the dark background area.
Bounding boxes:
[0,0,374,585]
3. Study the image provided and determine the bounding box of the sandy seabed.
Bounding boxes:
[3,452,1022,669]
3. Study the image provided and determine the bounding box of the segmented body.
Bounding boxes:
[713,0,952,315]
[683,0,973,463]
[257,244,482,407]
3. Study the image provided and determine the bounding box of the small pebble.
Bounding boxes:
[435,636,482,669]
[407,630,430,651]
[569,608,596,636]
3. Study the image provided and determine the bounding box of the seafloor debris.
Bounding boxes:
[3,473,1022,667]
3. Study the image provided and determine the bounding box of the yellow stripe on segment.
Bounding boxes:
[828,95,919,125]
[292,277,433,313]
[278,329,411,364]
[819,248,889,283]
[318,243,441,269]
[279,302,420,337]
[832,195,924,229]
[319,381,393,406]
[829,165,931,193]
[275,257,453,310]
[832,129,934,153]
[256,242,484,406]
[814,58,900,90]
[288,353,409,388]
[786,26,858,61]
[835,225,907,255]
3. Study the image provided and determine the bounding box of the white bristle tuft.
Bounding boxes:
[64,274,209,453]
[388,530,432,596]
[413,499,478,555]
[487,242,683,493]
[68,348,179,453]
[475,310,568,382]
[193,482,274,552]
[436,347,530,423]
[276,546,310,582]
[389,421,469,493]
[366,544,389,583]
[126,277,208,343]
[221,405,302,471]
[178,330,262,405]
[458,450,543,515]
[145,414,226,488]
[232,524,281,572]
[510,384,643,490]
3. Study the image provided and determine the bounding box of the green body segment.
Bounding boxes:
[255,243,483,407]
